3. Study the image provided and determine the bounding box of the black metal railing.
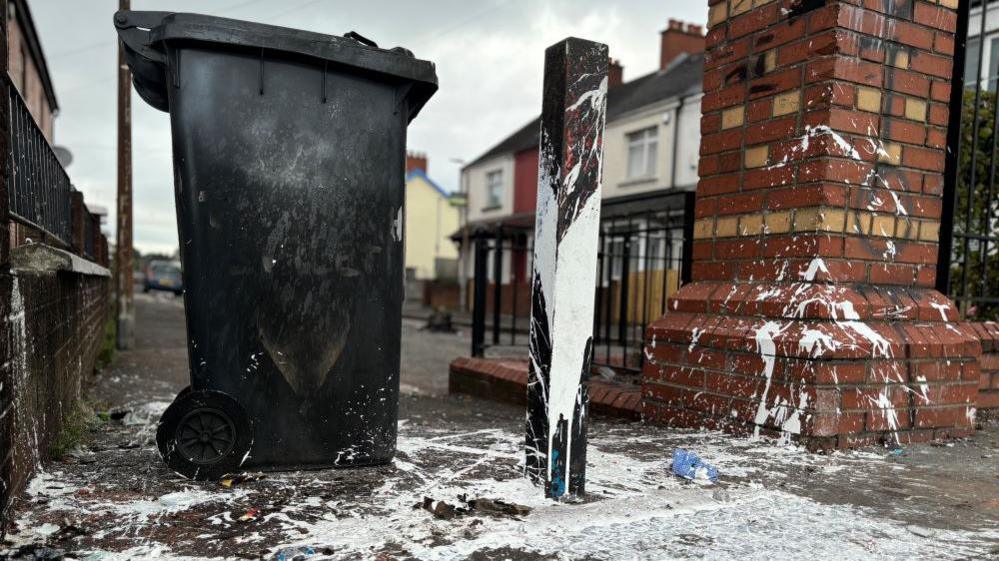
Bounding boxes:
[470,190,694,374]
[939,0,999,320]
[5,77,72,246]
[83,209,98,261]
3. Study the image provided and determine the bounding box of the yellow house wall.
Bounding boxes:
[405,175,460,280]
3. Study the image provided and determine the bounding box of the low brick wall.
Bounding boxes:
[0,262,110,523]
[968,322,999,418]
[423,280,460,311]
[449,356,641,419]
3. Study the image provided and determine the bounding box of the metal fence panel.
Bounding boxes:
[470,190,693,374]
[5,78,73,246]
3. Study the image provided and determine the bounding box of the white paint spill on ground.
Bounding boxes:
[8,409,999,560]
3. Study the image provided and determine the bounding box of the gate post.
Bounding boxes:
[526,38,608,499]
[642,0,979,448]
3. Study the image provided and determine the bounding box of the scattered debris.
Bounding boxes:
[419,497,468,519]
[423,308,455,333]
[50,522,89,540]
[593,365,616,382]
[907,525,937,538]
[268,546,335,560]
[108,410,130,421]
[238,508,260,522]
[64,450,97,465]
[220,473,267,488]
[417,496,530,520]
[269,546,319,560]
[466,497,531,518]
[0,544,66,560]
[671,449,718,483]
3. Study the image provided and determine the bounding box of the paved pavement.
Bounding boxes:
[3,293,999,560]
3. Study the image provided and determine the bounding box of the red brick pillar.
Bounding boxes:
[70,191,86,256]
[642,0,980,449]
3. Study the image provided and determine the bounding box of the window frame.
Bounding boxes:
[626,126,659,180]
[484,169,503,210]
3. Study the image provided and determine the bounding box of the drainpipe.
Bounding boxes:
[670,96,684,189]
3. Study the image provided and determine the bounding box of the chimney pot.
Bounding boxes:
[608,57,624,88]
[406,151,428,174]
[660,19,706,70]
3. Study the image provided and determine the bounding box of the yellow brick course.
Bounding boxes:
[721,107,745,130]
[773,90,800,117]
[745,145,769,168]
[857,87,882,113]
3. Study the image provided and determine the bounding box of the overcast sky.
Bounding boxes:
[31,0,707,254]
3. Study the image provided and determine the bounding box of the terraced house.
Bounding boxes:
[456,19,706,369]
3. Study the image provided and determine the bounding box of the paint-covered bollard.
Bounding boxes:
[526,38,608,500]
[114,11,437,479]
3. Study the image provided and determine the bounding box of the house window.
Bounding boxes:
[626,126,658,179]
[607,238,625,282]
[964,35,999,91]
[485,170,503,209]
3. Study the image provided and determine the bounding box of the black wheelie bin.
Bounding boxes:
[114,11,437,480]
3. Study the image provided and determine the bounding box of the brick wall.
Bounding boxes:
[0,268,110,524]
[694,0,957,287]
[642,0,977,450]
[968,322,999,417]
[6,1,55,142]
[0,0,112,528]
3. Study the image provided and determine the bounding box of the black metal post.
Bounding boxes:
[680,191,695,286]
[471,236,488,357]
[492,225,503,345]
[511,236,519,346]
[938,1,987,313]
[525,37,608,500]
[618,229,631,352]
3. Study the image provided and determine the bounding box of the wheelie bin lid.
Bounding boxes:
[113,10,438,120]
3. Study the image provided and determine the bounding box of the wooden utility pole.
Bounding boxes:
[115,0,134,350]
[525,38,607,500]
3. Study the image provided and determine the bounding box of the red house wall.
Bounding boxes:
[511,148,539,283]
[513,148,539,214]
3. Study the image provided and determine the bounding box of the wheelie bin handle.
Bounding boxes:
[344,31,416,60]
[344,31,378,48]
[114,10,171,65]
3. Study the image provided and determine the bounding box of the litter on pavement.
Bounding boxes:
[671,449,719,483]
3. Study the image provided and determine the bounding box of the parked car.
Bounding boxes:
[144,260,183,296]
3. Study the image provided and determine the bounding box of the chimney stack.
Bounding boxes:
[406,151,428,174]
[608,58,624,88]
[660,19,705,70]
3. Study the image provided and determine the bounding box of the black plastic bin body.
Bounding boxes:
[115,12,437,473]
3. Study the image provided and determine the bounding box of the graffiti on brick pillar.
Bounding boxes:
[526,37,607,500]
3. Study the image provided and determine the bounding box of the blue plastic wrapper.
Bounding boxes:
[671,449,719,482]
[273,546,316,561]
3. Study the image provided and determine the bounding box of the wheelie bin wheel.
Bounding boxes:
[156,390,252,480]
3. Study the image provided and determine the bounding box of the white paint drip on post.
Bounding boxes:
[526,38,608,500]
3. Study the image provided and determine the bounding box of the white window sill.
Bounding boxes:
[619,176,658,188]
